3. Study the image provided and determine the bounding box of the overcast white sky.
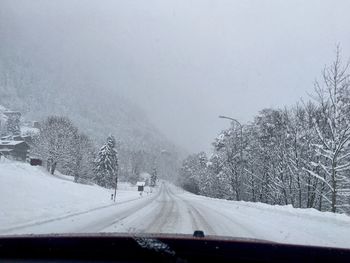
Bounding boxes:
[2,0,350,152]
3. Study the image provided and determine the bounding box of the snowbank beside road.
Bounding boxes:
[172,185,350,249]
[0,159,143,231]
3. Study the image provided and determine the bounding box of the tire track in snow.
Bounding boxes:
[166,186,215,235]
[186,202,215,234]
[145,185,176,233]
[189,199,258,238]
[166,185,256,237]
[77,190,163,233]
[95,183,169,233]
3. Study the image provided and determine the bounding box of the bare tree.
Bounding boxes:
[310,46,350,212]
[32,116,78,175]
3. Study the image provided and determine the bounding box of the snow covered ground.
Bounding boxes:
[177,188,350,248]
[1,159,350,249]
[0,159,149,232]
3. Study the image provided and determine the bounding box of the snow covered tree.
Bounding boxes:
[179,155,200,194]
[179,152,208,195]
[94,135,119,188]
[205,153,228,198]
[196,152,210,196]
[178,46,350,214]
[283,104,314,208]
[150,166,157,187]
[32,116,79,175]
[5,111,21,135]
[213,125,244,201]
[72,133,96,183]
[309,46,350,212]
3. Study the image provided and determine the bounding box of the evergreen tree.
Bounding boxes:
[5,112,21,135]
[73,133,96,183]
[94,135,119,188]
[150,166,157,187]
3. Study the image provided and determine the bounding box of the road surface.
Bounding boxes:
[3,182,350,249]
[1,182,255,239]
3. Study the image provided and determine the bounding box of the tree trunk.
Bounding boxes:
[318,181,325,211]
[113,175,118,202]
[50,162,57,175]
[297,174,302,208]
[46,159,51,172]
[251,175,256,202]
[331,160,337,213]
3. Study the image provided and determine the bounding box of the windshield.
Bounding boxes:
[1,0,350,250]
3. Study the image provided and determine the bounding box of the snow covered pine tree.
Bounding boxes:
[5,111,21,136]
[94,135,119,199]
[150,166,157,187]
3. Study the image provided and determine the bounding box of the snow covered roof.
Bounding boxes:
[0,148,14,152]
[140,172,151,179]
[3,111,21,115]
[0,104,6,112]
[21,126,39,135]
[0,141,26,146]
[136,182,146,186]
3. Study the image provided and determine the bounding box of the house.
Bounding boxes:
[0,106,7,136]
[3,111,21,119]
[12,135,33,144]
[139,172,151,186]
[22,135,33,145]
[0,140,30,161]
[33,121,40,129]
[13,135,24,141]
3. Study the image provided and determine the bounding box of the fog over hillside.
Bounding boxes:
[0,1,181,157]
[0,51,174,153]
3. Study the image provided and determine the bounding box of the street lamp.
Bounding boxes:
[218,116,243,152]
[219,115,244,200]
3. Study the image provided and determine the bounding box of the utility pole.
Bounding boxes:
[113,175,118,202]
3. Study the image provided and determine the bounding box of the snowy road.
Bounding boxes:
[0,183,218,235]
[2,181,350,249]
[2,182,253,238]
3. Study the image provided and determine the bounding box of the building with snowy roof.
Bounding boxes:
[0,140,29,161]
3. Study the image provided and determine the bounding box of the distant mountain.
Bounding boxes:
[0,54,177,156]
[0,3,183,178]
